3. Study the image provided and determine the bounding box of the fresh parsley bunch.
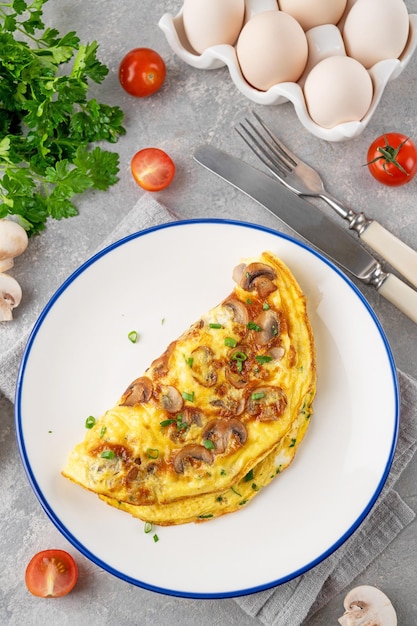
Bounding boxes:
[0,0,126,235]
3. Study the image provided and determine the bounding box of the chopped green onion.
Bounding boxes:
[203,439,215,450]
[153,534,159,543]
[199,513,213,519]
[100,450,115,459]
[146,448,159,459]
[247,321,261,331]
[144,521,153,534]
[128,330,138,343]
[220,469,227,476]
[160,419,176,427]
[251,392,265,401]
[232,351,247,362]
[255,355,273,364]
[209,323,222,329]
[246,298,252,304]
[289,438,296,448]
[262,302,270,310]
[185,356,194,368]
[251,483,259,491]
[224,337,237,348]
[182,391,195,402]
[231,486,242,497]
[244,469,254,482]
[161,318,165,325]
[85,415,96,429]
[99,426,107,438]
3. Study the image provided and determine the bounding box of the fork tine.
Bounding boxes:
[236,119,290,178]
[252,111,298,168]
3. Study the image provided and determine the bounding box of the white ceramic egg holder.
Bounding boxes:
[159,0,417,141]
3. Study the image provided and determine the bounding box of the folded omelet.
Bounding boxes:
[62,251,316,524]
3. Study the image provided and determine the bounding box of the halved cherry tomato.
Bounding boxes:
[119,48,166,97]
[366,133,417,186]
[25,549,78,598]
[131,148,175,191]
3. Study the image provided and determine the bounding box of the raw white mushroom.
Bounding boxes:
[0,273,22,321]
[338,585,397,626]
[0,219,28,272]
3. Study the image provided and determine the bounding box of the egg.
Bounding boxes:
[303,56,373,128]
[342,0,410,68]
[278,0,348,31]
[182,0,245,55]
[236,11,308,91]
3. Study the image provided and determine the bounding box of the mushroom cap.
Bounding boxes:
[0,220,28,270]
[0,273,22,321]
[338,585,397,626]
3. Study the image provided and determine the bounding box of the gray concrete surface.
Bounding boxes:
[1,0,417,623]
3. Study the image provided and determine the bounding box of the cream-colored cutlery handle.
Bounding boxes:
[361,221,417,289]
[378,274,417,324]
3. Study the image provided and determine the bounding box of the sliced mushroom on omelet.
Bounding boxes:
[62,251,316,524]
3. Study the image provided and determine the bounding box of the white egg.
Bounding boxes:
[236,11,308,91]
[278,0,347,31]
[182,0,245,55]
[342,0,409,68]
[303,56,373,128]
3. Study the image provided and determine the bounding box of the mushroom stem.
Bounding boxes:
[0,219,28,271]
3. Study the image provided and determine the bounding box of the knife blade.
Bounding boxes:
[194,144,417,325]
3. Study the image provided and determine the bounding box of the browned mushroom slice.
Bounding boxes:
[223,297,249,325]
[167,408,203,441]
[120,376,153,406]
[190,345,218,387]
[201,418,247,454]
[151,341,176,377]
[172,444,214,474]
[246,386,287,421]
[159,385,184,413]
[239,262,276,292]
[253,310,280,346]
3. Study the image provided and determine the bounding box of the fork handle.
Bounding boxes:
[360,221,417,290]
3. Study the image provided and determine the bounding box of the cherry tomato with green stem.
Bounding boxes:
[25,549,78,598]
[119,48,166,97]
[131,148,176,191]
[366,133,417,186]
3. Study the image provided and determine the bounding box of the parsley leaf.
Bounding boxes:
[0,0,126,236]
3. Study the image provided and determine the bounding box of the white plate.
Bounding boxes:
[16,220,398,598]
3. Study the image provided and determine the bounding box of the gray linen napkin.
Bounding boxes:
[1,193,416,625]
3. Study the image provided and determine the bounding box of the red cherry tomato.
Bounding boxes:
[119,48,166,97]
[366,133,417,186]
[131,148,175,191]
[25,550,78,598]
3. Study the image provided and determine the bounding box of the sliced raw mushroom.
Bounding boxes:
[238,262,276,293]
[338,585,397,626]
[172,444,214,473]
[201,418,247,454]
[0,273,22,321]
[253,310,280,346]
[120,376,153,406]
[0,219,28,272]
[223,297,249,325]
[159,385,183,413]
[247,386,287,421]
[190,345,218,387]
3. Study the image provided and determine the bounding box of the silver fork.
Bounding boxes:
[236,112,417,290]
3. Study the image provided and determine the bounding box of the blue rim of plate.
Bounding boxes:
[15,218,399,599]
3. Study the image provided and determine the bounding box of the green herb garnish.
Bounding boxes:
[128,330,138,343]
[0,0,125,236]
[100,449,115,459]
[85,415,96,429]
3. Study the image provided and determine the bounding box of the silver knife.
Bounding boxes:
[194,145,417,325]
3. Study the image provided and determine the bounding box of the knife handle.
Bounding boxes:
[360,221,417,289]
[378,274,417,325]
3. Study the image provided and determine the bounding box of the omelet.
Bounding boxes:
[62,251,316,524]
